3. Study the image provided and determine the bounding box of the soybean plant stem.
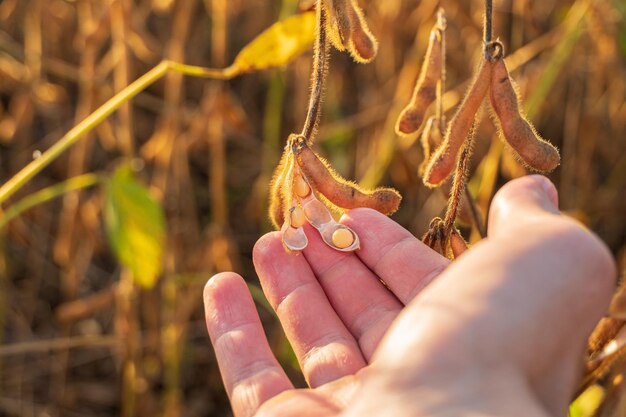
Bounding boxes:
[443,134,474,234]
[300,0,330,143]
[484,0,493,44]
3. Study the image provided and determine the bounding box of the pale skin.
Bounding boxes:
[203,175,617,417]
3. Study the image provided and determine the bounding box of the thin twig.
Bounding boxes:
[300,0,330,142]
[464,186,486,238]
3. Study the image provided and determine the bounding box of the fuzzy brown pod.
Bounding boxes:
[489,58,560,172]
[610,283,626,320]
[295,141,401,215]
[588,317,626,358]
[323,0,378,63]
[269,150,293,229]
[448,227,468,258]
[417,116,443,175]
[396,13,446,136]
[423,58,493,187]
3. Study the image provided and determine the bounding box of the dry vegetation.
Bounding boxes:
[0,0,625,416]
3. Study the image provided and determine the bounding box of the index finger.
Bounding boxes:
[341,208,450,304]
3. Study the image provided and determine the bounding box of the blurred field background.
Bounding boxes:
[0,0,624,416]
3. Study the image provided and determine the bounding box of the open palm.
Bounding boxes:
[204,176,615,417]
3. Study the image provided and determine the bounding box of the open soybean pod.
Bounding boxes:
[296,181,360,252]
[279,157,309,251]
[269,148,293,229]
[281,214,308,251]
[489,58,560,172]
[423,58,493,187]
[295,143,401,215]
[396,13,446,136]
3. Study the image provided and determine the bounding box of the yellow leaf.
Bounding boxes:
[232,11,316,74]
[105,166,166,289]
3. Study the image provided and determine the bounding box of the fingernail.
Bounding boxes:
[530,175,559,211]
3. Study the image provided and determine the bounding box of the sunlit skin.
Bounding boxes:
[204,176,616,417]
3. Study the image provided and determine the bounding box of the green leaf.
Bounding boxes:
[232,11,316,73]
[105,166,166,289]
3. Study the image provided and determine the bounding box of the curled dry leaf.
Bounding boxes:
[489,57,560,173]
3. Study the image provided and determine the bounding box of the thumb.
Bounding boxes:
[488,175,560,237]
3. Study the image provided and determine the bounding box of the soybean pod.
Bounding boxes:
[296,143,401,215]
[489,58,560,172]
[396,15,445,135]
[269,148,293,229]
[423,58,493,187]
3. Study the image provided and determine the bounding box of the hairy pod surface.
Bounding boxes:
[296,144,401,214]
[418,116,444,175]
[588,317,625,357]
[324,0,351,51]
[323,0,377,62]
[269,149,292,228]
[449,228,468,258]
[423,58,493,187]
[489,58,560,172]
[610,283,626,320]
[396,26,444,135]
[346,0,378,62]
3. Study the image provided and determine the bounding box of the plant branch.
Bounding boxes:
[0,60,234,205]
[300,0,330,142]
[0,173,101,230]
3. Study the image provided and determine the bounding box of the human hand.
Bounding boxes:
[203,175,616,417]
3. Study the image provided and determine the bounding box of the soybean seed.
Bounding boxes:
[332,228,354,248]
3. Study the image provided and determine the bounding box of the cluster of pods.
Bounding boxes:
[397,9,560,188]
[270,135,400,252]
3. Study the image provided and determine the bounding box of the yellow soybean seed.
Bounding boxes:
[290,206,307,228]
[294,175,311,197]
[332,228,354,248]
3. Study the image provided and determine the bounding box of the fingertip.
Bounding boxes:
[203,272,250,324]
[253,232,284,262]
[488,175,560,236]
[204,272,243,302]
